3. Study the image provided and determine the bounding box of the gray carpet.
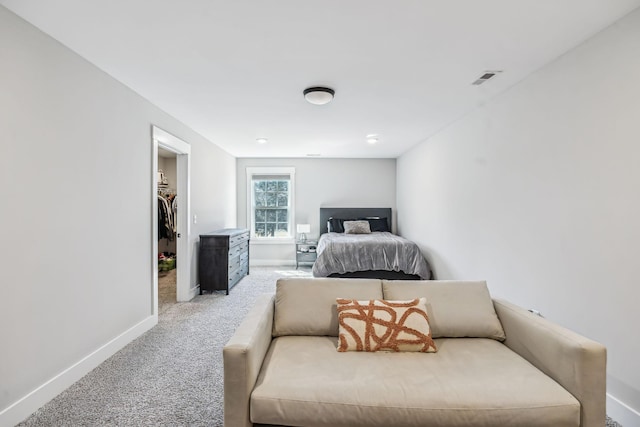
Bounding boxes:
[157,268,177,313]
[17,266,623,427]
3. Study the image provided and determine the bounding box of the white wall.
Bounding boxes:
[237,158,396,265]
[397,8,640,422]
[0,6,236,425]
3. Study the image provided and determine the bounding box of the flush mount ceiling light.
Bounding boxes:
[256,138,268,144]
[303,87,335,105]
[366,134,379,144]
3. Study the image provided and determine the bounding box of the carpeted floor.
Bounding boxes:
[158,268,177,314]
[17,266,623,427]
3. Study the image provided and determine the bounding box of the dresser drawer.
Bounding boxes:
[229,264,248,287]
[228,241,248,259]
[230,232,249,248]
[228,245,241,259]
[228,255,240,272]
[297,252,317,262]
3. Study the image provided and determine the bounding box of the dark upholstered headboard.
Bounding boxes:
[319,207,392,235]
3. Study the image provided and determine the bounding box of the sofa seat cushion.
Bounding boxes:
[250,336,579,427]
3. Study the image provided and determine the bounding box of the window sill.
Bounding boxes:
[251,238,295,245]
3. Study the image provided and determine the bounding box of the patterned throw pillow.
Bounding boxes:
[337,298,437,353]
[343,220,371,234]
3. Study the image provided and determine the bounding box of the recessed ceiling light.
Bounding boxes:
[366,134,379,144]
[303,87,335,105]
[256,138,268,144]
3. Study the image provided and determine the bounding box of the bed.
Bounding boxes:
[311,207,432,280]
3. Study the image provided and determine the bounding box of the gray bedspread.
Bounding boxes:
[311,232,431,279]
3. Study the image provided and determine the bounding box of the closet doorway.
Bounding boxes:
[152,126,194,316]
[157,148,178,308]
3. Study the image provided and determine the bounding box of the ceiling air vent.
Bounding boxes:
[472,70,502,85]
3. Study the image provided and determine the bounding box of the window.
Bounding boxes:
[246,167,295,240]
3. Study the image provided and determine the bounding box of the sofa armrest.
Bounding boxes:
[223,294,275,427]
[493,299,606,427]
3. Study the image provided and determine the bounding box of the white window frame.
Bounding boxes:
[246,167,295,243]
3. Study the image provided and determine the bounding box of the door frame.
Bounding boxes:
[151,126,195,313]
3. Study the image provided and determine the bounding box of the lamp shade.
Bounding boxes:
[296,224,311,233]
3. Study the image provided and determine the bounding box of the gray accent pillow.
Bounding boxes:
[343,220,371,234]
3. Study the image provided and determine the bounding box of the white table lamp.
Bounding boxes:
[296,224,311,242]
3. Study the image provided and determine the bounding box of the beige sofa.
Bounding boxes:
[223,278,606,427]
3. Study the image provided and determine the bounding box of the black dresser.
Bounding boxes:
[198,228,249,294]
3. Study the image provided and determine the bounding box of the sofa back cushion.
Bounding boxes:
[274,278,382,337]
[382,280,506,340]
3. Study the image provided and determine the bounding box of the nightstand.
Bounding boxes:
[295,240,317,268]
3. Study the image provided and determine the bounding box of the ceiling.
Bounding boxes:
[3,1,639,158]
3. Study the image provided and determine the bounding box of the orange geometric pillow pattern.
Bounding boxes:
[336,298,437,353]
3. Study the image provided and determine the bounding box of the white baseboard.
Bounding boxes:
[176,282,199,302]
[250,259,296,267]
[0,315,157,427]
[184,285,200,301]
[607,392,640,426]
